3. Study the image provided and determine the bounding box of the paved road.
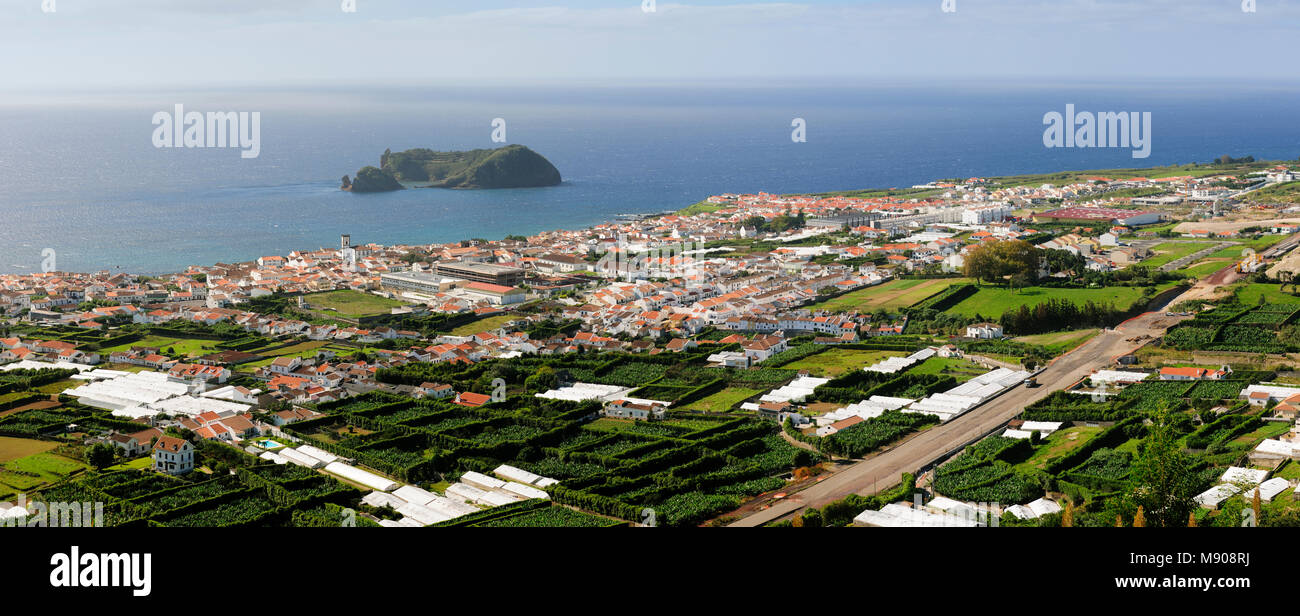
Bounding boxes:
[1159,242,1233,273]
[729,308,1187,527]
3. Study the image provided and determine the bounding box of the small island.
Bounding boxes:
[341,144,562,192]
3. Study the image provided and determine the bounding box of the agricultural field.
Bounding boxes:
[1142,242,1215,268]
[477,505,618,527]
[0,436,59,462]
[302,289,407,318]
[781,349,907,377]
[681,387,764,412]
[944,284,1168,318]
[808,278,966,312]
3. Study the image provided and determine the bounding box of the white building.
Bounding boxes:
[961,204,1013,225]
[966,323,1004,339]
[152,436,194,475]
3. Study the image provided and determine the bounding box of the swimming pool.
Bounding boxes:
[254,439,285,449]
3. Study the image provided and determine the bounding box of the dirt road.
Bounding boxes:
[729,308,1188,527]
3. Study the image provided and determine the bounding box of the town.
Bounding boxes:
[4,157,1300,528]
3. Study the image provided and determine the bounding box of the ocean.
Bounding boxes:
[2,81,1298,275]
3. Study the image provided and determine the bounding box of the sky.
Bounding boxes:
[1,0,1299,92]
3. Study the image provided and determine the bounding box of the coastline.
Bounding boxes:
[6,157,1297,278]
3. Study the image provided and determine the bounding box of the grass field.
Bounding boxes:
[1233,283,1300,305]
[448,314,516,337]
[105,457,153,472]
[1142,242,1215,268]
[662,418,729,431]
[1011,329,1100,354]
[1178,259,1234,279]
[35,380,79,394]
[1229,421,1293,448]
[808,278,966,312]
[945,284,1165,318]
[1014,426,1102,472]
[1203,245,1256,261]
[781,349,906,377]
[242,341,331,368]
[675,201,727,216]
[0,451,87,499]
[303,290,406,318]
[100,335,224,357]
[1244,180,1300,204]
[908,357,988,382]
[682,387,765,412]
[0,436,58,463]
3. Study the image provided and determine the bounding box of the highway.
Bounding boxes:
[729,307,1188,527]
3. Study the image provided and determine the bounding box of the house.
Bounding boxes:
[419,382,456,399]
[740,335,788,363]
[936,344,962,359]
[1270,395,1300,420]
[270,407,323,426]
[1158,366,1229,381]
[152,436,194,475]
[107,433,147,457]
[268,356,303,375]
[536,253,587,273]
[816,415,863,437]
[1241,385,1300,407]
[454,392,493,407]
[664,338,697,353]
[757,401,790,422]
[966,323,1004,339]
[602,399,666,421]
[706,351,750,369]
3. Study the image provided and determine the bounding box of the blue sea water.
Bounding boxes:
[1,82,1298,274]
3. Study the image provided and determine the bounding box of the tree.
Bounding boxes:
[1133,506,1146,527]
[86,443,117,470]
[1188,512,1197,527]
[1062,501,1074,527]
[524,365,559,393]
[1126,409,1203,527]
[963,239,1041,285]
